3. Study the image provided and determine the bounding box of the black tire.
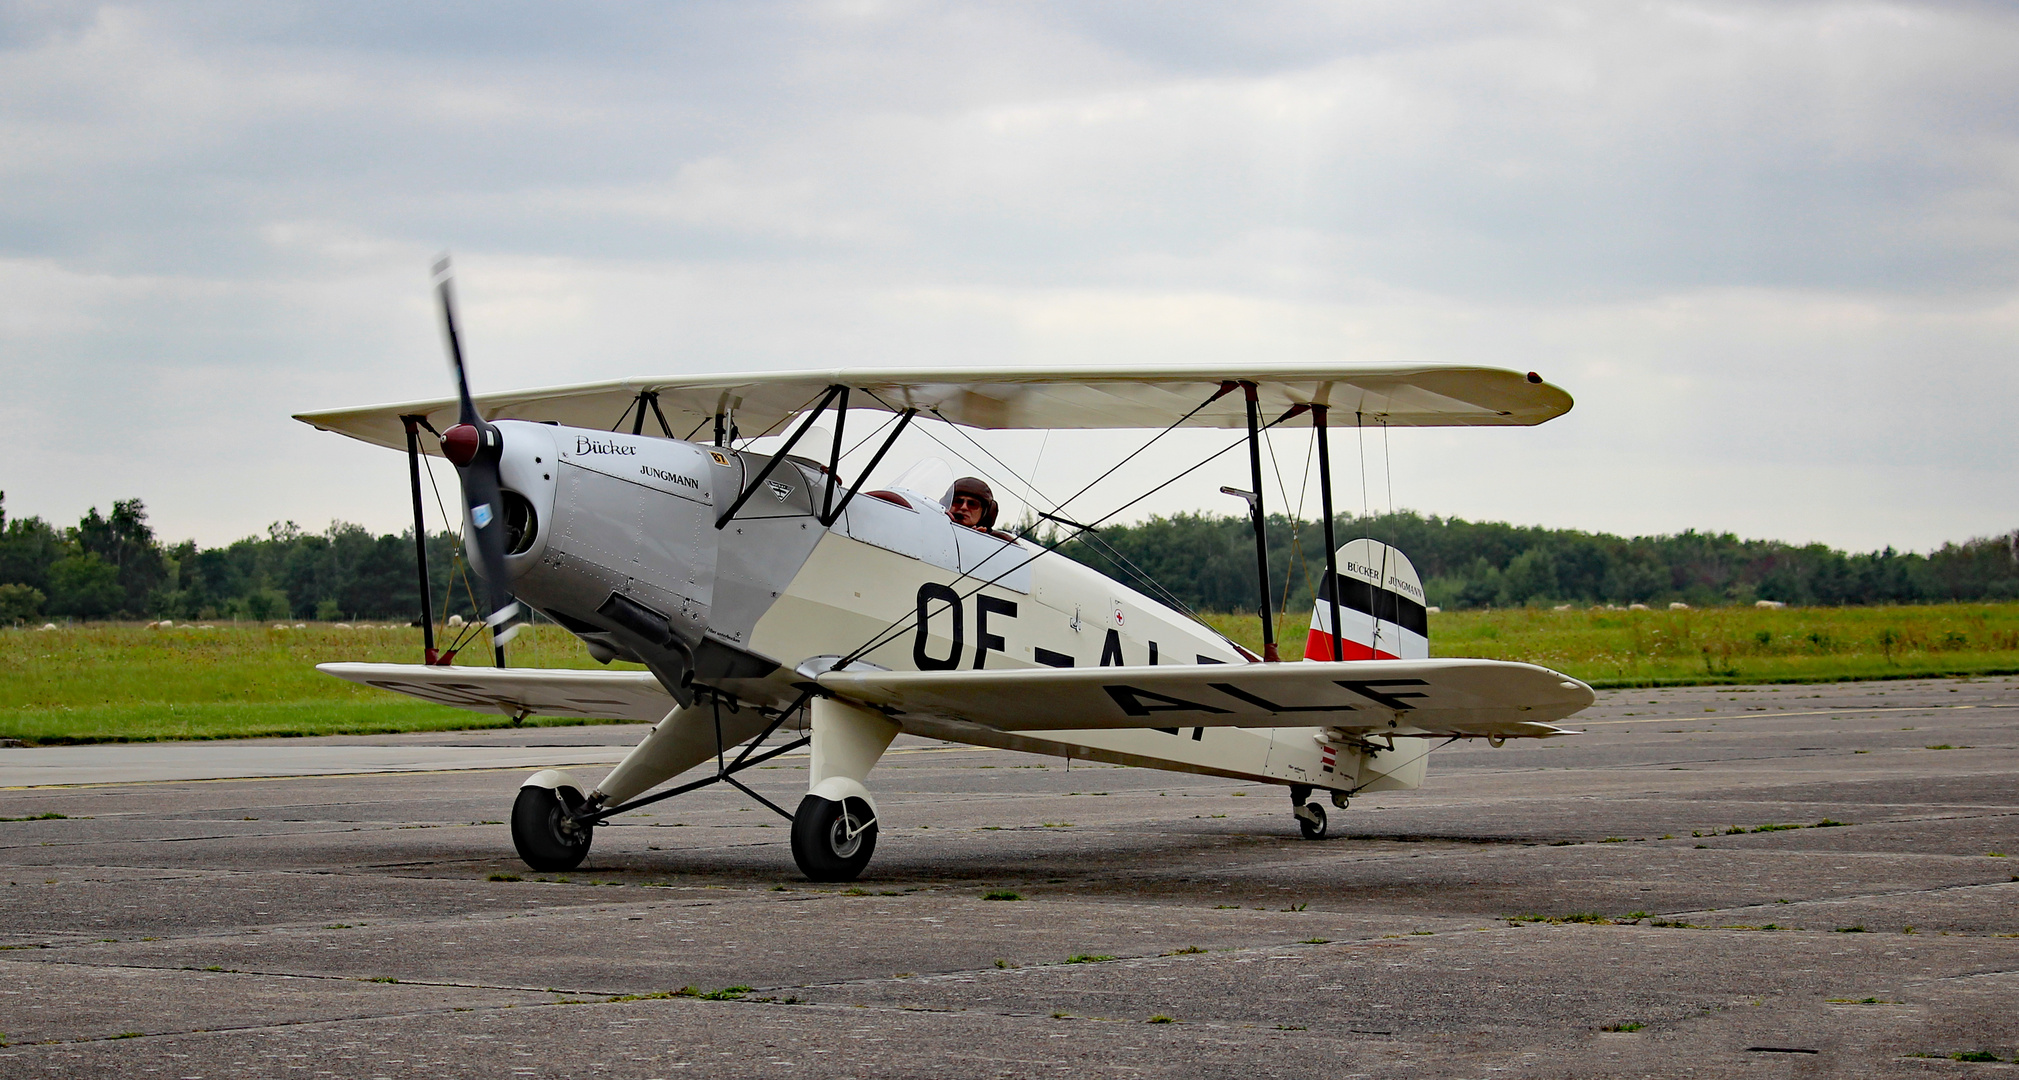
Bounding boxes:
[1297,802,1329,841]
[791,794,878,882]
[512,785,593,871]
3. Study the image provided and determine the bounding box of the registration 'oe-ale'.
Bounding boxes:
[295,266,1595,881]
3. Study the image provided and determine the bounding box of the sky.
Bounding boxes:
[2,0,2014,554]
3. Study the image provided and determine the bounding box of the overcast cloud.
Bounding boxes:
[2,1,2014,552]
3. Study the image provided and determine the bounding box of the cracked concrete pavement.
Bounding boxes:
[0,676,2014,1076]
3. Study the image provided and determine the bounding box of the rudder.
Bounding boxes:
[1304,539,1429,662]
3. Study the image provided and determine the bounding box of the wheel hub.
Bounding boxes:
[827,812,863,858]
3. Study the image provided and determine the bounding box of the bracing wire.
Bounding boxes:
[906,421,994,489]
[900,390,1220,538]
[1260,423,1298,617]
[1378,416,1397,658]
[833,406,1307,671]
[917,409,1054,514]
[418,452,485,655]
[1355,411,1385,656]
[732,386,831,450]
[841,409,902,461]
[1383,417,1396,519]
[1356,411,1369,520]
[1075,529,1214,628]
[916,412,1064,524]
[990,386,1230,517]
[900,410,1207,623]
[908,402,1232,628]
[1074,420,1298,547]
[1275,428,1318,620]
[1342,736,1460,797]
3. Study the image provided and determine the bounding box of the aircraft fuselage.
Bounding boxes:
[478,420,1420,796]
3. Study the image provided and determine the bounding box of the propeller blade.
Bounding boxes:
[432,256,523,649]
[458,445,523,646]
[434,256,479,428]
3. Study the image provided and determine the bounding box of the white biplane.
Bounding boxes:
[294,266,1593,881]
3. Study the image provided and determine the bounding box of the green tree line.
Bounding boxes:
[6,492,2017,625]
[0,493,481,624]
[1049,510,2019,615]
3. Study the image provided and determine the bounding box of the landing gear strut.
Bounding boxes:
[1290,784,1330,841]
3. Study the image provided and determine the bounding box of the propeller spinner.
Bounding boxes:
[433,257,523,660]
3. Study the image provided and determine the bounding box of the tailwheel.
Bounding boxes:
[512,785,593,871]
[791,794,878,882]
[1296,802,1329,841]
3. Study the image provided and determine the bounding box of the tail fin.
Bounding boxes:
[1304,539,1430,662]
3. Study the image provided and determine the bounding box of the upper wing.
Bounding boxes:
[294,363,1573,453]
[319,663,675,723]
[818,659,1594,739]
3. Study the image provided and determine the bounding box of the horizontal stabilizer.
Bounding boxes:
[818,658,1593,738]
[318,663,674,723]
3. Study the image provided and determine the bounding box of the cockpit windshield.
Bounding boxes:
[884,457,955,505]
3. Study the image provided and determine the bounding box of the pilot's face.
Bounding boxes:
[948,493,986,528]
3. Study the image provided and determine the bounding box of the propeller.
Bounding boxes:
[432,256,523,658]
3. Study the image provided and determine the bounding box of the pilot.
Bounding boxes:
[945,477,998,531]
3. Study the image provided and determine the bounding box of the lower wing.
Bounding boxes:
[318,663,674,723]
[817,658,1594,739]
[318,657,1594,739]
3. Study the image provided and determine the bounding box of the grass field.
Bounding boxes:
[0,622,642,744]
[1202,603,2019,687]
[7,603,2019,744]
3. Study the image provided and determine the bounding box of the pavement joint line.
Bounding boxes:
[0,766,606,791]
[782,931,1430,998]
[0,992,643,1050]
[1577,702,2018,726]
[23,931,1442,1041]
[1622,749,2018,771]
[1680,876,2019,915]
[14,919,2004,1010]
[0,743,984,791]
[0,990,1188,1055]
[1916,967,2019,984]
[1381,750,2013,778]
[7,954,616,996]
[0,822,505,852]
[4,889,1490,952]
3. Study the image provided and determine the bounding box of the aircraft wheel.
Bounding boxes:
[1297,802,1329,841]
[512,785,593,871]
[791,794,878,882]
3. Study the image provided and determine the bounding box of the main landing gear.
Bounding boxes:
[512,784,594,871]
[1291,784,1346,841]
[505,694,900,882]
[791,794,878,882]
[788,698,899,882]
